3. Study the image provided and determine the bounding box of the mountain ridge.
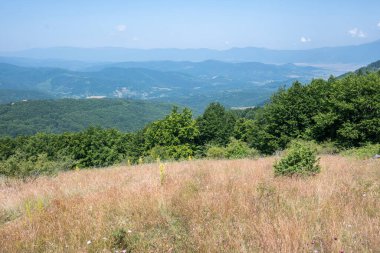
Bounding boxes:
[1,40,380,64]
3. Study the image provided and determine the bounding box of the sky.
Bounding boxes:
[1,0,380,51]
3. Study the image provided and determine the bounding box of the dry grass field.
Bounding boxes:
[0,155,379,252]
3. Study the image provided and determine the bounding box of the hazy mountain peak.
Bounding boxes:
[1,40,380,64]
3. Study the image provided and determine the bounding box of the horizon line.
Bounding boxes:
[1,39,380,54]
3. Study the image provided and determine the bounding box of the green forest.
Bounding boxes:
[1,71,379,178]
[0,99,174,136]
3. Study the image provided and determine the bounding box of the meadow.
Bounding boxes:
[1,155,379,252]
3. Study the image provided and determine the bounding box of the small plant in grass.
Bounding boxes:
[274,141,320,177]
[111,228,138,253]
[159,162,166,185]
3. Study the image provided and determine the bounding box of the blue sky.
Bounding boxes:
[1,0,380,51]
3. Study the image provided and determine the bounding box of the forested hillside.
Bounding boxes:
[353,59,380,74]
[1,71,379,178]
[339,59,380,78]
[0,89,52,104]
[0,99,174,137]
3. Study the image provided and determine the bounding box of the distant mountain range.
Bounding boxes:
[1,40,379,64]
[0,60,378,137]
[1,40,379,111]
[0,61,330,111]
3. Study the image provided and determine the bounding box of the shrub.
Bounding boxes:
[0,152,74,180]
[148,144,194,161]
[166,144,194,160]
[288,139,340,155]
[206,145,227,159]
[317,141,341,154]
[225,138,258,159]
[148,146,171,161]
[340,143,380,159]
[274,141,320,177]
[206,139,259,159]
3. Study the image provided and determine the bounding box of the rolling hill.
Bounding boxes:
[0,99,174,137]
[0,61,330,111]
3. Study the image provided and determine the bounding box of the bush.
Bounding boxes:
[0,152,74,180]
[225,138,259,159]
[148,146,171,161]
[317,141,341,154]
[274,141,320,177]
[288,139,340,155]
[340,144,380,159]
[206,139,258,159]
[206,145,227,159]
[148,144,194,161]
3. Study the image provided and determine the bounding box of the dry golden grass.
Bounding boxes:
[0,155,379,252]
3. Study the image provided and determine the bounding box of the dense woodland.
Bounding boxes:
[0,99,173,136]
[0,71,379,178]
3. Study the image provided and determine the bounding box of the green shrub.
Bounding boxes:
[166,144,194,160]
[317,141,341,154]
[206,145,227,159]
[288,139,340,155]
[148,144,194,161]
[340,144,380,159]
[0,152,73,180]
[274,141,320,177]
[148,146,171,161]
[206,139,258,159]
[225,138,259,159]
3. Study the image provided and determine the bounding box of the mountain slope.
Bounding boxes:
[354,59,380,74]
[339,59,380,78]
[0,89,52,104]
[0,99,174,137]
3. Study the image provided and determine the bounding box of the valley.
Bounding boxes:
[0,60,333,112]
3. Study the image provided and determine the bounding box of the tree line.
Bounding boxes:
[1,71,379,178]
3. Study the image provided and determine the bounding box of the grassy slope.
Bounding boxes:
[0,156,379,252]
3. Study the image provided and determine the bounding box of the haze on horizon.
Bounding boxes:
[1,0,380,52]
